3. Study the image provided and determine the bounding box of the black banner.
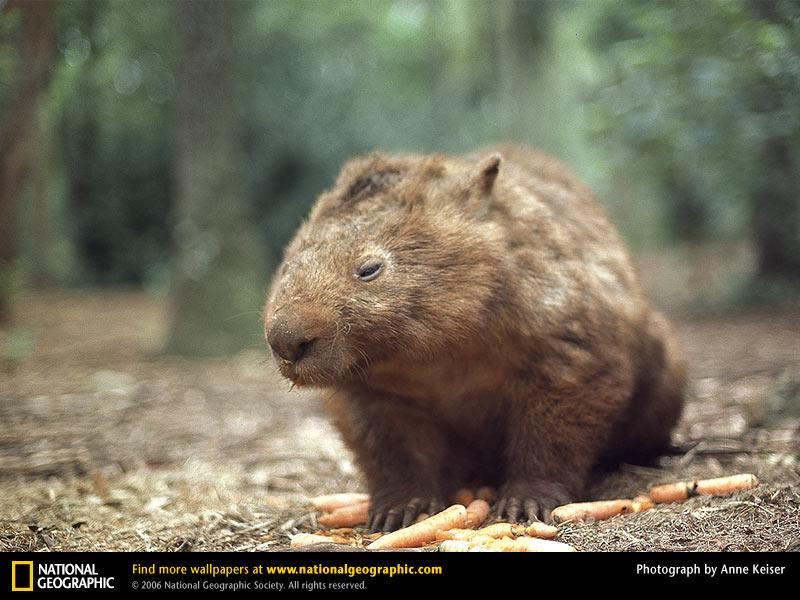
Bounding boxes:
[2,552,796,594]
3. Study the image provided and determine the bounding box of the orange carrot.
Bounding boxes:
[632,495,654,512]
[436,525,518,541]
[468,537,576,552]
[650,474,759,504]
[525,521,559,539]
[476,487,497,502]
[436,528,482,541]
[492,537,575,552]
[437,522,558,541]
[438,539,473,552]
[438,535,499,551]
[695,474,758,495]
[311,493,370,513]
[453,488,476,507]
[551,499,634,523]
[478,523,521,539]
[290,533,335,548]
[649,482,690,503]
[318,501,370,527]
[464,499,490,528]
[367,505,467,550]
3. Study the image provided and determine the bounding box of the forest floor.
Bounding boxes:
[1,289,798,552]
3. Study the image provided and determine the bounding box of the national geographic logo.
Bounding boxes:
[10,561,115,591]
[11,561,33,592]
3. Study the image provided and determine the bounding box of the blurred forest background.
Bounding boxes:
[2,0,800,553]
[2,0,799,357]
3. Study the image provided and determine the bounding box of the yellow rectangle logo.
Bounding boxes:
[11,561,33,592]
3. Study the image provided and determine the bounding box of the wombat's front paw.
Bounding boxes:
[367,494,445,532]
[496,479,572,523]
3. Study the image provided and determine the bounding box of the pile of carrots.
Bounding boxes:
[295,496,571,552]
[293,473,758,552]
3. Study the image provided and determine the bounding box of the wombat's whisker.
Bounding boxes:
[222,310,264,322]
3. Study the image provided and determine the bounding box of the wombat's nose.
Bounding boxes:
[266,313,317,363]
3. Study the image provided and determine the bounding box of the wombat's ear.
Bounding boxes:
[474,154,501,194]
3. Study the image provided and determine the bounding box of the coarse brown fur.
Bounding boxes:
[263,143,686,531]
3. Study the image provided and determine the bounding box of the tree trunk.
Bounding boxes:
[747,1,800,285]
[166,0,268,355]
[0,0,56,320]
[752,136,800,283]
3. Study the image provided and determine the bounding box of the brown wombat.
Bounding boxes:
[263,143,686,531]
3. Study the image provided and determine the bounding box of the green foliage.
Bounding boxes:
[0,325,35,367]
[585,0,800,245]
[49,0,174,285]
[0,259,23,322]
[5,0,800,299]
[0,5,21,110]
[235,0,507,257]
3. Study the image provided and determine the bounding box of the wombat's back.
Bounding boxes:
[473,143,686,465]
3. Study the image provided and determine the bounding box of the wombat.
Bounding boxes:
[263,143,686,531]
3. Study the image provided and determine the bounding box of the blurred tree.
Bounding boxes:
[166,0,268,355]
[587,0,800,286]
[748,0,800,283]
[54,0,174,286]
[1,0,795,316]
[235,0,559,261]
[495,0,555,137]
[0,0,56,320]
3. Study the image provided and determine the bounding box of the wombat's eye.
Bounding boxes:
[356,258,383,282]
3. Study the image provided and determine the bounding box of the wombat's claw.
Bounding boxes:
[496,481,571,523]
[370,506,402,532]
[367,496,444,532]
[495,496,542,523]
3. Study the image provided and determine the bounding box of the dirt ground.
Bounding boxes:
[1,289,798,552]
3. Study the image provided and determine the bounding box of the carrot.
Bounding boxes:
[476,486,497,502]
[550,494,658,523]
[551,499,634,523]
[290,533,335,548]
[367,504,467,550]
[436,528,482,541]
[649,474,759,504]
[490,537,575,552]
[464,499,490,528]
[695,474,758,495]
[525,522,559,539]
[453,488,476,506]
[436,525,519,541]
[317,501,370,527]
[439,540,472,552]
[466,537,576,552]
[437,522,558,541]
[311,493,370,513]
[438,535,500,551]
[632,495,654,512]
[477,523,521,538]
[649,482,690,503]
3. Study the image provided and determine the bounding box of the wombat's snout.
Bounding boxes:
[266,311,319,363]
